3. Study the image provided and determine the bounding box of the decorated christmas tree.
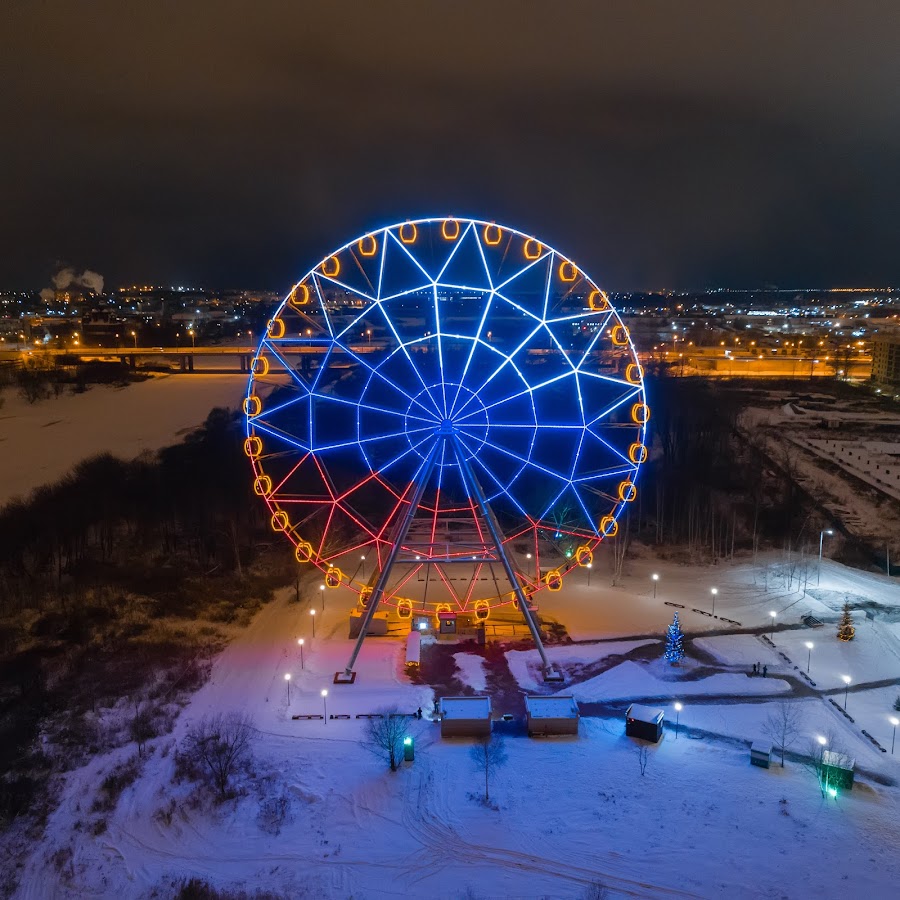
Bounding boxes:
[837,601,855,642]
[665,612,685,664]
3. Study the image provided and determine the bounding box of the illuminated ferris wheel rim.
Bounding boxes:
[244,215,649,608]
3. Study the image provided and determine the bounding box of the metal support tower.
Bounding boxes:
[336,423,561,683]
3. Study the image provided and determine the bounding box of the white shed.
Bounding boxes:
[750,740,773,768]
[525,695,580,736]
[438,696,492,737]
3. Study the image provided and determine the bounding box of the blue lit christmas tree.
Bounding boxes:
[665,612,685,665]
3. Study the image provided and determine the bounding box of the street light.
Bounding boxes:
[284,672,291,704]
[361,554,366,578]
[320,583,326,610]
[818,529,834,585]
[674,701,683,739]
[842,675,851,710]
[652,573,659,598]
[321,688,329,723]
[804,641,814,673]
[586,562,592,586]
[310,608,316,637]
[130,330,137,349]
[298,638,305,669]
[710,587,718,616]
[769,611,777,640]
[890,716,899,754]
[816,735,832,797]
[188,328,196,349]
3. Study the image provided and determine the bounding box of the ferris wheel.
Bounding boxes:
[244,217,648,680]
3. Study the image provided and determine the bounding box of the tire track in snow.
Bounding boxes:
[399,761,701,898]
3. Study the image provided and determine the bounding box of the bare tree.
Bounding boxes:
[184,712,255,799]
[762,701,805,767]
[363,707,409,771]
[469,733,508,802]
[129,702,156,758]
[635,744,650,776]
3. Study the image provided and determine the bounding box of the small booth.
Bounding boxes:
[438,610,458,635]
[750,740,773,769]
[625,704,664,743]
[438,696,492,738]
[525,695,580,736]
[822,750,855,791]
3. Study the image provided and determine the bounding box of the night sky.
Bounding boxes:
[3,1,900,291]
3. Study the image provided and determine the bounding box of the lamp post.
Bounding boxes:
[818,529,834,585]
[710,587,718,617]
[131,330,137,349]
[769,611,777,641]
[842,675,851,710]
[310,608,316,638]
[805,641,814,673]
[298,638,305,669]
[361,555,366,578]
[652,573,659,598]
[586,562,592,586]
[320,583,326,611]
[321,689,328,723]
[674,701,683,739]
[188,328,196,349]
[890,716,898,754]
[284,672,291,705]
[817,734,830,796]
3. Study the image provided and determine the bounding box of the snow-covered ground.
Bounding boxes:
[0,374,246,504]
[13,550,900,899]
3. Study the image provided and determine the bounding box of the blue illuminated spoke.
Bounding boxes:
[374,312,443,418]
[451,321,546,420]
[456,370,572,424]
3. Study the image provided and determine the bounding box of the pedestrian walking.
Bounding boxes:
[763,665,768,677]
[752,663,758,676]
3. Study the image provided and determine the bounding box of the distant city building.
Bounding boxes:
[872,335,900,386]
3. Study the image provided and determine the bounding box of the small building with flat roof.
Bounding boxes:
[822,750,855,791]
[625,704,664,743]
[750,740,773,768]
[525,695,580,736]
[438,696,491,737]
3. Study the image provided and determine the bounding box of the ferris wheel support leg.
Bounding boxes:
[335,441,442,684]
[450,436,563,683]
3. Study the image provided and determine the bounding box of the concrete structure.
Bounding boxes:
[625,704,664,743]
[438,696,492,738]
[348,610,389,638]
[750,740,773,768]
[525,695,579,736]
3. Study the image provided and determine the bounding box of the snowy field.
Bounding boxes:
[0,374,246,504]
[14,552,900,899]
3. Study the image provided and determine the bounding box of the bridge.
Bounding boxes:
[1,343,873,379]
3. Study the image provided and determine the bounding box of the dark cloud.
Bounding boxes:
[1,1,899,289]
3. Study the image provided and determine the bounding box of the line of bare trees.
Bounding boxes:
[632,373,828,562]
[0,408,262,616]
